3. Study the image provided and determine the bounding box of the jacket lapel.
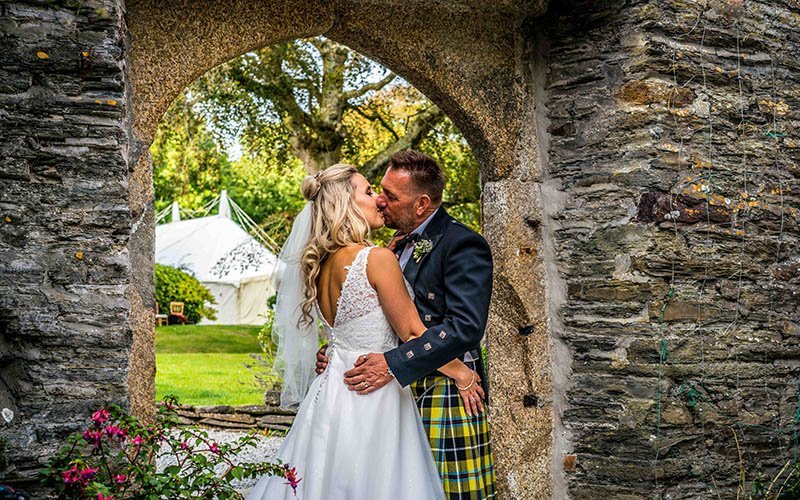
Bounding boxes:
[402,207,450,286]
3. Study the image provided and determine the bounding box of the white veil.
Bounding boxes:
[271,201,320,409]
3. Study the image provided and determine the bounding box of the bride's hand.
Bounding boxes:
[455,369,485,416]
[386,232,407,252]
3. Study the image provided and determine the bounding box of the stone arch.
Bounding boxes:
[126,0,554,497]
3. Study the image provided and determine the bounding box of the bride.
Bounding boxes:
[246,164,484,500]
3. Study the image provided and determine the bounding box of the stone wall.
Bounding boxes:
[0,0,134,490]
[169,397,296,433]
[1,0,799,497]
[539,0,799,497]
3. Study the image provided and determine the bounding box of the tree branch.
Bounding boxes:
[344,72,397,101]
[360,105,445,181]
[351,106,400,141]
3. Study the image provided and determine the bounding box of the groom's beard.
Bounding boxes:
[380,211,405,232]
[384,211,418,234]
[382,215,399,230]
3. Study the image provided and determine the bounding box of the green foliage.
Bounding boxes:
[151,93,231,216]
[419,119,482,233]
[151,38,482,252]
[726,460,800,499]
[222,156,306,247]
[154,264,216,324]
[246,295,282,393]
[39,397,295,498]
[193,37,407,174]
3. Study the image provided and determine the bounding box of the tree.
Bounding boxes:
[152,93,307,246]
[193,37,445,175]
[341,83,482,230]
[151,93,231,215]
[151,38,483,247]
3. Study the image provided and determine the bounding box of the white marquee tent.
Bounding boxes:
[155,191,279,325]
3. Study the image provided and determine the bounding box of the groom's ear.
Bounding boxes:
[415,194,432,215]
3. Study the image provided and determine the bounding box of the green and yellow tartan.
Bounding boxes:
[411,371,496,500]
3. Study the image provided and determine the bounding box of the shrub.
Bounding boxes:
[245,295,282,393]
[155,264,217,324]
[39,396,299,499]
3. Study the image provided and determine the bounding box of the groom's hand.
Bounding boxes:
[315,344,329,374]
[344,353,393,395]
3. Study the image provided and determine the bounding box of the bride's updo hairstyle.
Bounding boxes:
[299,163,371,324]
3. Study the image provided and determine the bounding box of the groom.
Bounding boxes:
[317,150,495,499]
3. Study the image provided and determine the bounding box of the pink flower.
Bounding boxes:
[73,466,98,486]
[97,493,115,500]
[79,466,98,482]
[91,408,110,425]
[114,473,127,484]
[83,428,103,446]
[131,435,145,447]
[105,425,126,441]
[61,464,80,484]
[283,465,301,495]
[208,442,220,455]
[180,441,188,450]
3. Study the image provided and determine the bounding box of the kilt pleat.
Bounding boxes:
[411,372,496,500]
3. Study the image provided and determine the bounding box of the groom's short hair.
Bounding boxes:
[388,150,445,205]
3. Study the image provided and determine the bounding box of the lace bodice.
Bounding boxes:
[317,246,399,353]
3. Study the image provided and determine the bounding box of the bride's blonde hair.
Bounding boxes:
[299,163,371,324]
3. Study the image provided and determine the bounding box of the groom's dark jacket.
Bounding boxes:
[384,207,493,396]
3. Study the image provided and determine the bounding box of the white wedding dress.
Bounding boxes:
[247,247,445,500]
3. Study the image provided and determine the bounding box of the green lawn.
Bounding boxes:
[155,324,276,406]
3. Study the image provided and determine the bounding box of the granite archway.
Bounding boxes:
[127,0,554,497]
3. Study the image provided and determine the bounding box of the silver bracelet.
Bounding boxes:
[386,366,395,379]
[455,371,476,391]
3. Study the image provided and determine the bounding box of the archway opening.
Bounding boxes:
[149,36,484,414]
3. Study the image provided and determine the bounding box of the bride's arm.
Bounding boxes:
[367,249,485,413]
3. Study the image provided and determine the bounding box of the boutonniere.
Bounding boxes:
[412,239,433,263]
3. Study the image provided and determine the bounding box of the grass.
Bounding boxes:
[155,324,275,406]
[155,324,263,353]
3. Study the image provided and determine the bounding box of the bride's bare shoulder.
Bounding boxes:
[366,247,402,283]
[367,247,396,262]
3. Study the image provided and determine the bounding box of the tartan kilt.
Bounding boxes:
[410,371,496,500]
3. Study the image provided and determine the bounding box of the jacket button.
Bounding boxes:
[427,292,435,300]
[406,351,415,359]
[424,314,431,321]
[424,342,432,351]
[439,331,447,339]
